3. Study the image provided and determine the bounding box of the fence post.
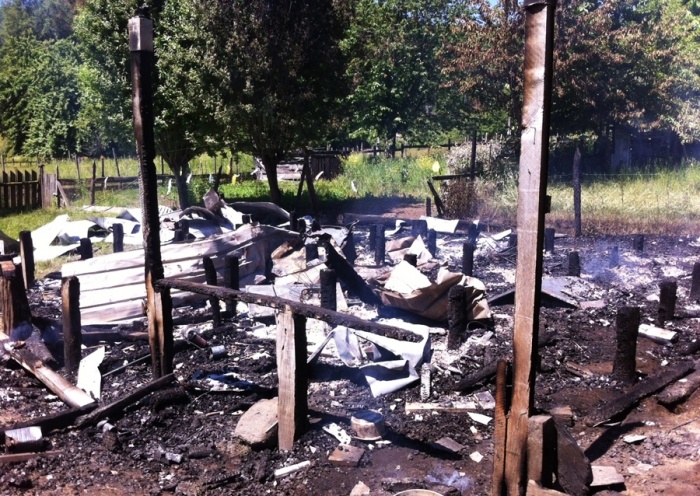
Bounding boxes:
[573,147,582,237]
[90,160,97,206]
[75,155,81,181]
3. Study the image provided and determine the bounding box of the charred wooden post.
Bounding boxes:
[0,261,31,338]
[415,219,428,239]
[613,306,640,384]
[691,262,700,301]
[426,197,432,217]
[368,224,377,251]
[504,0,557,493]
[573,147,582,237]
[61,276,82,374]
[609,245,619,268]
[403,253,418,267]
[568,251,581,277]
[374,224,385,266]
[468,222,480,246]
[130,10,174,378]
[297,218,307,235]
[447,285,467,350]
[101,157,105,177]
[508,233,518,249]
[179,218,190,240]
[427,229,437,257]
[305,242,318,263]
[276,306,308,451]
[658,278,677,326]
[224,254,239,316]
[79,238,92,260]
[462,242,474,277]
[19,231,34,289]
[492,359,509,496]
[320,268,337,312]
[544,228,555,253]
[241,213,252,225]
[203,256,221,327]
[112,223,124,253]
[633,234,644,253]
[319,236,382,306]
[342,227,357,265]
[90,160,97,206]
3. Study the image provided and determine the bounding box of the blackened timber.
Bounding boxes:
[112,223,124,253]
[130,12,173,378]
[19,231,34,288]
[0,261,31,336]
[426,180,445,217]
[585,361,695,427]
[658,278,677,326]
[154,278,419,341]
[318,235,382,306]
[203,256,221,327]
[76,373,176,427]
[612,306,640,384]
[0,403,97,434]
[61,276,82,374]
[447,285,467,350]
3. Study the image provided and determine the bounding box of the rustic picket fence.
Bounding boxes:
[0,168,56,211]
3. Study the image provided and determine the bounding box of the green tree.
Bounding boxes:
[343,0,454,149]
[209,0,350,205]
[75,0,223,208]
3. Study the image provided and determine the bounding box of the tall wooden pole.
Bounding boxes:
[503,1,556,494]
[130,10,173,378]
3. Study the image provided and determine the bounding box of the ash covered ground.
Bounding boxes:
[1,217,700,496]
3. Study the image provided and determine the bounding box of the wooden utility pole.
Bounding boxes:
[503,0,557,494]
[130,9,174,378]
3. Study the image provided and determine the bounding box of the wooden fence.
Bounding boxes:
[0,168,55,211]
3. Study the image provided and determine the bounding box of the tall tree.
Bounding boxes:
[209,0,350,205]
[75,0,222,208]
[343,0,453,148]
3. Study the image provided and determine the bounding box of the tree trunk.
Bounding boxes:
[174,170,190,210]
[262,154,282,205]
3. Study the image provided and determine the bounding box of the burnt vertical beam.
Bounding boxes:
[447,285,467,350]
[426,197,432,217]
[568,251,581,277]
[130,11,173,378]
[289,211,298,232]
[544,228,555,253]
[462,242,474,277]
[633,234,644,253]
[179,219,190,240]
[612,306,640,384]
[508,232,518,249]
[658,278,677,326]
[572,147,582,237]
[61,276,82,374]
[101,157,105,177]
[690,262,700,301]
[427,229,437,257]
[504,0,557,494]
[79,238,93,260]
[320,268,337,312]
[0,261,31,339]
[276,306,308,451]
[112,223,124,253]
[224,254,240,316]
[374,224,386,266]
[305,242,318,264]
[609,245,619,268]
[19,231,34,289]
[203,256,221,327]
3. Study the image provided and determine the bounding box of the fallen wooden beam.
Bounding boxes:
[657,363,700,407]
[405,401,477,413]
[0,451,63,465]
[0,403,96,434]
[154,279,416,342]
[585,361,695,427]
[0,331,94,409]
[76,373,176,427]
[454,331,555,392]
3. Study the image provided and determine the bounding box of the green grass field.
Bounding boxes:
[2,154,699,243]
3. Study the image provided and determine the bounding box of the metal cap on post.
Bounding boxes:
[129,12,153,53]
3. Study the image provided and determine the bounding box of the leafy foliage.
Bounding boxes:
[209,0,350,204]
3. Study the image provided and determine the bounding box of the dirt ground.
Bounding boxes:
[1,201,700,496]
